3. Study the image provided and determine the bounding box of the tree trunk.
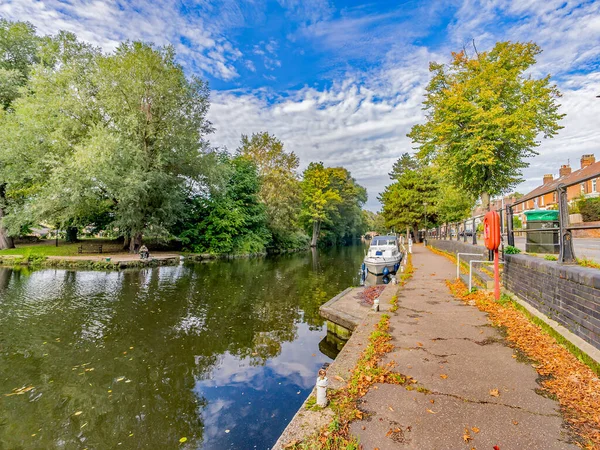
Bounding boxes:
[129,233,143,253]
[0,185,15,250]
[65,226,78,243]
[481,192,491,211]
[310,220,320,247]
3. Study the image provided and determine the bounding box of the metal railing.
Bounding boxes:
[425,171,600,264]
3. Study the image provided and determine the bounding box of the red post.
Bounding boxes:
[494,249,500,300]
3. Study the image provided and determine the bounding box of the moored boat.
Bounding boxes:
[363,235,402,275]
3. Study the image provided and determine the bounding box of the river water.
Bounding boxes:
[0,244,366,449]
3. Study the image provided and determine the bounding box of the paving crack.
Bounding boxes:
[430,391,561,417]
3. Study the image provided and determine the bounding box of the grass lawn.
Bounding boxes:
[0,239,127,257]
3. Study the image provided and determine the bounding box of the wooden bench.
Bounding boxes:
[78,244,103,254]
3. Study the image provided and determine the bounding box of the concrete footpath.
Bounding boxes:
[350,245,577,449]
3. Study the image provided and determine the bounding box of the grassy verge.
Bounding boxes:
[447,280,600,448]
[0,240,125,257]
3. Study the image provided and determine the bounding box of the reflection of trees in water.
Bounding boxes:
[0,246,365,448]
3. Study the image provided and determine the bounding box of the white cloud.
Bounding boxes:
[0,0,243,80]
[209,49,437,211]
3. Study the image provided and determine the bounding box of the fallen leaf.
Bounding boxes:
[471,426,480,433]
[512,354,517,358]
[417,342,423,347]
[489,389,500,397]
[73,411,83,416]
[225,430,230,433]
[426,409,438,414]
[388,406,394,412]
[429,399,435,404]
[440,374,448,379]
[179,437,187,443]
[463,428,472,443]
[355,410,363,419]
[512,420,518,425]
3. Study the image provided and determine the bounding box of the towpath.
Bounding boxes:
[350,244,576,449]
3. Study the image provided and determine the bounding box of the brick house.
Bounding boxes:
[513,154,600,215]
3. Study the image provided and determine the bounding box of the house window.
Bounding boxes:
[553,192,557,203]
[581,182,586,194]
[541,196,544,206]
[593,179,597,193]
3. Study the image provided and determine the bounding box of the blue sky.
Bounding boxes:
[2,0,600,210]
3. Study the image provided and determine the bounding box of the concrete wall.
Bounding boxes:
[504,254,600,350]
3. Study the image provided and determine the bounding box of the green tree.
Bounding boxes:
[322,167,367,245]
[379,154,439,236]
[1,38,214,251]
[408,41,564,210]
[301,162,342,247]
[389,152,418,181]
[436,184,475,226]
[0,19,40,249]
[362,210,387,235]
[237,132,304,249]
[178,155,270,254]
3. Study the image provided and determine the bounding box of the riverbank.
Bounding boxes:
[0,241,309,270]
[273,283,400,448]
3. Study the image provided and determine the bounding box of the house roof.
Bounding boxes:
[519,159,600,203]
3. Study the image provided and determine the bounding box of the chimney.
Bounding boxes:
[543,174,553,184]
[559,164,572,177]
[581,154,596,169]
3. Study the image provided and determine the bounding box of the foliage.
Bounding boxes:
[362,210,387,234]
[178,155,270,254]
[408,41,564,207]
[447,279,600,446]
[512,215,523,229]
[576,258,600,270]
[436,184,475,225]
[237,132,304,250]
[544,254,558,261]
[504,245,521,254]
[576,197,600,222]
[379,154,439,233]
[300,163,367,247]
[0,36,215,249]
[0,19,40,109]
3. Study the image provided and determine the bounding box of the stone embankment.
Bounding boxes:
[273,283,398,448]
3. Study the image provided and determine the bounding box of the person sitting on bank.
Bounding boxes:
[139,244,149,260]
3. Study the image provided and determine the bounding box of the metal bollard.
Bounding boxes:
[373,297,380,312]
[316,369,328,407]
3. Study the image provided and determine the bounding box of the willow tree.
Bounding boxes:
[0,36,214,251]
[0,19,40,249]
[408,41,564,210]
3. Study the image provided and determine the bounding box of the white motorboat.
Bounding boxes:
[363,235,403,275]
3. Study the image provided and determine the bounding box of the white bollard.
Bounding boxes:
[316,369,328,407]
[373,297,380,312]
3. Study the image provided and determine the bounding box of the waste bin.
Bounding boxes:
[524,210,559,253]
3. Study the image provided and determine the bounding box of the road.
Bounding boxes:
[454,235,600,263]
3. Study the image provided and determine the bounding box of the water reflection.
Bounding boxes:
[0,245,365,449]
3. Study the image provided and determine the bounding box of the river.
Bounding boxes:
[0,244,366,449]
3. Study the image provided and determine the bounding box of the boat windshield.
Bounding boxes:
[372,238,397,246]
